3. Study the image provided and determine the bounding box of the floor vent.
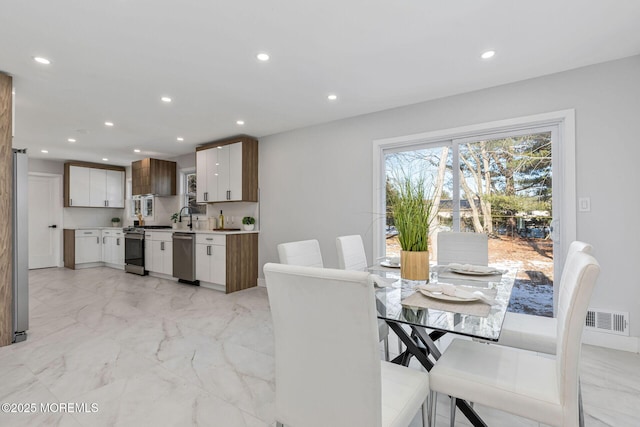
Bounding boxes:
[585,308,629,336]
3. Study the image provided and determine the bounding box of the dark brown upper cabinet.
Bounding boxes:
[132,158,177,196]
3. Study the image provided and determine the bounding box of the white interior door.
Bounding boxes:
[28,174,62,269]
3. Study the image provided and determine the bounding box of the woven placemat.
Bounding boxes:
[401,287,498,317]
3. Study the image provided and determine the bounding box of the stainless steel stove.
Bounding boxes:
[124,225,172,275]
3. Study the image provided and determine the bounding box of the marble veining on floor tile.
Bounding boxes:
[0,267,638,427]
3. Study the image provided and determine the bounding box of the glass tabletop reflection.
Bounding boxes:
[370,265,516,341]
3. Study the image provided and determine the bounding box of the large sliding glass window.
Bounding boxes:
[375,112,574,317]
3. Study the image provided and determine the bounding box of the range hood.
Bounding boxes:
[131,158,177,196]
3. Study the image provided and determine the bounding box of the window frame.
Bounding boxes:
[180,168,206,216]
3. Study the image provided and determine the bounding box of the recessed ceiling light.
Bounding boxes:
[236,120,245,125]
[67,138,76,143]
[481,50,496,59]
[104,121,114,127]
[161,96,172,103]
[102,158,109,161]
[256,53,270,61]
[41,149,48,153]
[33,56,51,65]
[134,149,141,153]
[176,137,184,142]
[327,94,338,101]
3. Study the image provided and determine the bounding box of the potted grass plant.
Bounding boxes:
[388,175,436,280]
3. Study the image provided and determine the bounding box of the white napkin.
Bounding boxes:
[415,283,496,305]
[447,263,505,274]
[370,274,397,288]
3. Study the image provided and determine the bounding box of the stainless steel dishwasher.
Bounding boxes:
[173,232,199,285]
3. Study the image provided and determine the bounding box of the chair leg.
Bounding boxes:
[429,391,437,427]
[450,397,456,427]
[383,336,390,361]
[422,399,429,427]
[579,379,584,427]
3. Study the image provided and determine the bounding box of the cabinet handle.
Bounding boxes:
[117,238,120,246]
[227,190,230,200]
[96,237,99,244]
[84,231,92,234]
[70,198,73,206]
[103,236,106,244]
[161,241,165,251]
[207,245,211,256]
[204,192,208,201]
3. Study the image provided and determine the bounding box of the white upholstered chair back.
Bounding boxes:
[554,251,600,425]
[277,239,324,267]
[336,235,368,271]
[436,232,489,266]
[559,241,593,284]
[264,263,382,427]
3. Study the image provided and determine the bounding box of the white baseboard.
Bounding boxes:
[583,330,639,353]
[257,278,266,287]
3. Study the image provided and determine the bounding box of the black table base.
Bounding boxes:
[387,322,488,427]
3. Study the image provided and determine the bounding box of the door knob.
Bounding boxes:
[48,225,57,228]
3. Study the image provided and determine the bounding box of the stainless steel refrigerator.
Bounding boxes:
[12,148,28,343]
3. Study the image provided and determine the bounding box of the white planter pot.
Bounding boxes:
[243,224,255,231]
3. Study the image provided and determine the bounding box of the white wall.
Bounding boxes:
[259,55,640,347]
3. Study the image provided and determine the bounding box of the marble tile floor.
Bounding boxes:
[0,267,638,427]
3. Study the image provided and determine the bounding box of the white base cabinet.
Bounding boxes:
[75,229,102,264]
[195,234,226,285]
[102,229,124,266]
[145,231,173,276]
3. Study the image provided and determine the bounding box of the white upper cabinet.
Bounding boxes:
[65,163,125,208]
[106,170,125,208]
[195,136,258,203]
[89,168,107,207]
[68,166,91,207]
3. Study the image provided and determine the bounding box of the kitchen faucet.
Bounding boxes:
[178,206,193,230]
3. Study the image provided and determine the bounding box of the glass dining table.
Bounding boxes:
[370,264,516,427]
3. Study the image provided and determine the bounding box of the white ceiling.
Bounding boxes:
[2,1,640,166]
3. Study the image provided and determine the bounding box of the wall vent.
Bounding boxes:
[585,308,629,336]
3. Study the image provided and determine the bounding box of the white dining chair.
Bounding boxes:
[336,235,391,360]
[498,241,593,354]
[264,263,430,427]
[436,232,488,266]
[277,239,324,267]
[428,250,600,427]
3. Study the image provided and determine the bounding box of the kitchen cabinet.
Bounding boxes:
[195,232,258,293]
[196,234,226,285]
[132,158,177,196]
[196,135,258,203]
[64,162,125,208]
[102,229,124,266]
[145,231,173,276]
[74,229,102,264]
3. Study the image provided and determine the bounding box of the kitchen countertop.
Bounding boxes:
[72,227,124,230]
[162,229,259,235]
[70,227,259,235]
